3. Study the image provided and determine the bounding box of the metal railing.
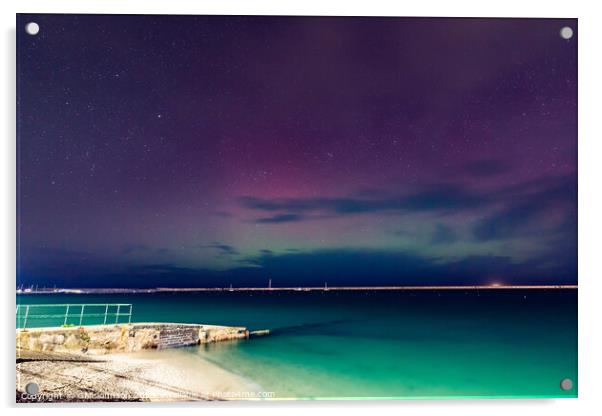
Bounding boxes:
[16,304,133,329]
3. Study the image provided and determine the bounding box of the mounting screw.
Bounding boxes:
[25,22,40,36]
[25,382,39,395]
[560,378,573,391]
[559,27,573,40]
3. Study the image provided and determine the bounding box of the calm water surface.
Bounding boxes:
[17,290,577,399]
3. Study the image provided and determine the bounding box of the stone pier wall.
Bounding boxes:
[16,322,250,355]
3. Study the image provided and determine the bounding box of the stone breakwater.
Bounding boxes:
[17,323,250,355]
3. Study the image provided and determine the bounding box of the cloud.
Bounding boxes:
[214,211,233,218]
[198,242,239,256]
[255,214,306,223]
[122,244,150,255]
[462,159,512,177]
[240,183,487,221]
[430,224,457,245]
[241,175,575,220]
[17,175,577,288]
[236,248,576,285]
[18,245,577,289]
[473,175,576,241]
[473,202,539,241]
[132,263,200,275]
[240,174,576,250]
[122,245,169,256]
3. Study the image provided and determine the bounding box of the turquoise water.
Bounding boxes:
[17,290,577,399]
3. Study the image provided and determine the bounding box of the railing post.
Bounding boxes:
[64,305,70,326]
[103,304,109,325]
[15,303,133,328]
[79,304,85,326]
[23,305,30,329]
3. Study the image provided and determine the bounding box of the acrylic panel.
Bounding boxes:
[16,14,577,402]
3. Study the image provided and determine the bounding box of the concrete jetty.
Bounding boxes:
[16,322,252,355]
[16,323,272,402]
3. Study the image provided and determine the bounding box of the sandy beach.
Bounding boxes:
[16,347,263,402]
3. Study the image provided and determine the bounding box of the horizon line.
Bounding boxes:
[16,284,578,294]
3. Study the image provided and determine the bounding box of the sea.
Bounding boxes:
[16,289,577,399]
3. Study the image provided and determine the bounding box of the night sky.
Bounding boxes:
[17,15,577,288]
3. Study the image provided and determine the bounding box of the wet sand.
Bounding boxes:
[16,348,261,402]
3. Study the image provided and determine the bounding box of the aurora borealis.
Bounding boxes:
[17,15,577,288]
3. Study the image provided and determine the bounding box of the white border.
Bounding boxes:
[2,1,601,415]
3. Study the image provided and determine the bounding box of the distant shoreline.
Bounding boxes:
[16,285,578,295]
